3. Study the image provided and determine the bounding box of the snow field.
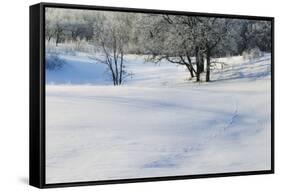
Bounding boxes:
[46,52,271,183]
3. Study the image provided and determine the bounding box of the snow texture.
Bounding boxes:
[46,53,271,183]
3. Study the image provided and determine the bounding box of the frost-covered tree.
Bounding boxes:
[142,15,226,82]
[141,15,198,79]
[196,18,231,82]
[240,20,271,53]
[45,8,97,44]
[90,13,133,85]
[45,8,68,46]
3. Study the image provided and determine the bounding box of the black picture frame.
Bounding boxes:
[30,2,274,189]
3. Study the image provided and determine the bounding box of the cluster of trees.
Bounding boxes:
[46,8,271,85]
[45,8,95,45]
[139,15,271,82]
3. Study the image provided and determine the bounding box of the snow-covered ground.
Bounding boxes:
[46,52,271,183]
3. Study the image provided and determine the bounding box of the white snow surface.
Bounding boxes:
[46,53,271,183]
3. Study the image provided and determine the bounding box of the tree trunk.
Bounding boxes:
[185,64,194,78]
[108,63,116,86]
[47,35,52,42]
[71,31,76,40]
[185,54,194,78]
[55,26,63,47]
[119,52,124,85]
[190,68,194,78]
[195,47,200,82]
[56,33,59,46]
[198,54,204,73]
[206,48,211,82]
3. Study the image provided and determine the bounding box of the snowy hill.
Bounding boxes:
[45,53,271,183]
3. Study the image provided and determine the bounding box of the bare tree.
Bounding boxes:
[90,13,132,85]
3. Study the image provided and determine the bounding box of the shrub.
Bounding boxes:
[242,47,264,60]
[46,52,65,70]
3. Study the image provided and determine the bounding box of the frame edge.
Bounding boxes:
[29,3,44,189]
[30,2,275,188]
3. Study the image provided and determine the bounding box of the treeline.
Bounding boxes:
[46,8,271,84]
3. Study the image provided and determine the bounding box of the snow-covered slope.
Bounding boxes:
[46,53,110,85]
[45,53,271,183]
[46,53,271,86]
